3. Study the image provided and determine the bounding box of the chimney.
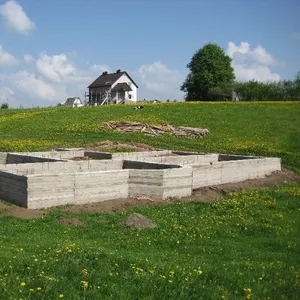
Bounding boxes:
[116,69,121,73]
[102,71,108,75]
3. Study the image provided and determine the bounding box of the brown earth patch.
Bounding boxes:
[192,168,300,202]
[62,197,166,214]
[56,218,85,227]
[0,168,299,218]
[85,140,157,152]
[1,204,46,219]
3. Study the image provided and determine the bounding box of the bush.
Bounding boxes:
[0,103,9,109]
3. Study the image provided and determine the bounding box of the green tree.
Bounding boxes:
[181,43,235,101]
[0,103,9,109]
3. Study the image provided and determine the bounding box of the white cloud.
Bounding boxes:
[24,54,33,64]
[8,71,58,101]
[227,41,275,66]
[227,42,281,82]
[0,45,18,66]
[137,61,184,99]
[0,0,35,35]
[233,64,281,82]
[0,86,14,101]
[36,53,75,83]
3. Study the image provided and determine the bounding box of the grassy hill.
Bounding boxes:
[0,102,299,299]
[0,101,299,171]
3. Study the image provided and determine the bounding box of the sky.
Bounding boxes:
[0,0,299,107]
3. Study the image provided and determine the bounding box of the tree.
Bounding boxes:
[0,103,9,109]
[181,43,235,101]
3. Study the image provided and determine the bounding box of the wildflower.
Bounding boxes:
[81,281,89,289]
[20,282,26,286]
[81,268,88,276]
[58,294,64,298]
[37,287,42,291]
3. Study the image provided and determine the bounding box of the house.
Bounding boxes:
[58,97,84,107]
[87,69,138,105]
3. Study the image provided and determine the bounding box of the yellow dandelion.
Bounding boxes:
[81,268,88,276]
[81,280,89,289]
[20,282,26,286]
[58,294,64,298]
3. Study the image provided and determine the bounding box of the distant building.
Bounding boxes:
[58,97,83,107]
[86,69,138,105]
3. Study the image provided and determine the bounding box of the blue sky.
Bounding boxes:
[0,0,299,107]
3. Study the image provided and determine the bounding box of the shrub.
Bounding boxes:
[0,103,9,109]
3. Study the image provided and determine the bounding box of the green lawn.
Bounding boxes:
[0,102,300,299]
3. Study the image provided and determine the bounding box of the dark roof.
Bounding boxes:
[88,71,139,89]
[112,82,132,92]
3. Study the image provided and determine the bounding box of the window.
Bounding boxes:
[128,94,132,99]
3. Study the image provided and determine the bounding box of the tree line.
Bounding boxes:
[181,43,300,101]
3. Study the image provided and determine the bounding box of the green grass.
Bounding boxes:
[1,186,300,299]
[0,102,299,172]
[0,102,300,299]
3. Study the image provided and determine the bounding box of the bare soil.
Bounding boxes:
[0,204,46,219]
[192,168,300,202]
[85,140,157,152]
[0,168,299,219]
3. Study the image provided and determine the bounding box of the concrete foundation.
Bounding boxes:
[0,149,281,209]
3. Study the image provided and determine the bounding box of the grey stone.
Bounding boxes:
[124,213,157,229]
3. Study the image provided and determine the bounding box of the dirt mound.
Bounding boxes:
[85,140,156,152]
[56,218,85,227]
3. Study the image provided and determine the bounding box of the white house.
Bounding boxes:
[87,69,138,105]
[58,97,84,107]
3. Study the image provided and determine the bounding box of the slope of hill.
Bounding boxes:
[0,102,299,172]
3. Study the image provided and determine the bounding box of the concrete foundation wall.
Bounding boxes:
[0,160,123,174]
[129,154,218,165]
[129,168,192,199]
[192,157,281,189]
[162,168,192,199]
[12,150,85,160]
[6,154,63,164]
[0,171,27,207]
[84,150,172,160]
[0,153,7,164]
[129,169,164,198]
[123,160,180,170]
[0,150,282,209]
[218,154,258,161]
[27,170,129,209]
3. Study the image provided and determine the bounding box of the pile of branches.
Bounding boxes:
[101,121,209,139]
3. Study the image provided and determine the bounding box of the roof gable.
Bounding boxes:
[88,71,138,89]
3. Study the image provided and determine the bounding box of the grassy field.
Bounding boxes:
[0,102,300,299]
